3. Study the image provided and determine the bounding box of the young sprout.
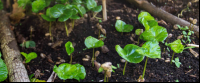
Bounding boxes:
[65,41,74,64]
[115,20,134,35]
[84,36,104,67]
[191,19,197,31]
[189,17,194,29]
[167,39,184,64]
[20,52,37,63]
[28,26,35,40]
[115,44,144,75]
[98,62,116,82]
[178,2,191,18]
[136,41,161,80]
[172,57,182,68]
[135,29,143,45]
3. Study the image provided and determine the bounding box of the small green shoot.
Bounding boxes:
[84,36,104,67]
[172,57,181,68]
[20,52,37,63]
[20,41,36,48]
[65,41,74,64]
[115,20,134,35]
[175,79,179,82]
[115,44,144,75]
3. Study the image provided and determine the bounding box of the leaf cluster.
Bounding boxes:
[172,57,181,68]
[20,41,36,48]
[115,20,134,33]
[53,63,86,81]
[20,52,37,63]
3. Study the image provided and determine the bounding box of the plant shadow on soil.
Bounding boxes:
[12,0,199,82]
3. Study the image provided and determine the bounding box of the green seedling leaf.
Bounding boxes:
[58,9,73,22]
[167,39,184,53]
[0,57,8,82]
[172,57,181,68]
[73,64,86,81]
[65,41,74,56]
[17,0,31,9]
[138,12,155,30]
[182,31,187,35]
[115,44,144,63]
[84,36,104,49]
[178,26,189,30]
[184,46,195,49]
[32,0,46,13]
[115,20,134,32]
[136,41,161,58]
[76,5,86,17]
[55,0,69,4]
[70,15,80,19]
[53,63,86,81]
[148,20,158,27]
[41,14,56,22]
[91,5,102,12]
[111,65,117,69]
[29,74,35,80]
[50,4,66,18]
[86,0,97,10]
[71,0,82,5]
[135,29,143,35]
[21,52,37,63]
[140,26,168,43]
[98,67,104,73]
[25,41,36,48]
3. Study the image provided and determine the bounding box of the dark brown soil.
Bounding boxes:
[1,0,199,82]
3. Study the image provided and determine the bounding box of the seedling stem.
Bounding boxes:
[137,37,140,45]
[142,57,148,79]
[170,52,175,64]
[92,48,95,67]
[49,22,53,42]
[104,70,107,82]
[64,21,69,37]
[123,60,127,75]
[70,54,72,64]
[72,19,75,29]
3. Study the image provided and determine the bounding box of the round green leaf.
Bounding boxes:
[65,41,74,56]
[41,14,56,22]
[84,36,104,49]
[115,20,126,32]
[0,59,8,82]
[32,0,46,13]
[86,0,97,10]
[138,12,154,23]
[148,20,158,27]
[115,44,144,63]
[167,39,184,53]
[76,5,86,17]
[17,0,31,9]
[71,0,82,5]
[53,63,77,80]
[73,64,86,81]
[50,4,66,18]
[91,5,102,12]
[58,9,73,22]
[123,24,134,32]
[135,29,142,35]
[70,15,80,19]
[21,52,37,63]
[136,41,161,59]
[140,26,168,42]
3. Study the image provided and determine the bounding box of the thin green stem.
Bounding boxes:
[170,52,175,64]
[92,48,95,67]
[104,70,107,82]
[98,30,100,38]
[107,77,108,82]
[49,22,53,42]
[72,19,74,29]
[64,21,69,37]
[137,37,140,45]
[70,54,72,64]
[123,61,127,75]
[142,57,148,79]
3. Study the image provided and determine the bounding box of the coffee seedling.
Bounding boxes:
[115,20,134,35]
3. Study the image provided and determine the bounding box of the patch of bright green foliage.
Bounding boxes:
[0,52,8,82]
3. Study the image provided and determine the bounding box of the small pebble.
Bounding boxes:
[85,55,90,59]
[177,35,183,39]
[82,58,89,61]
[116,16,121,20]
[120,59,126,63]
[40,53,46,59]
[173,24,179,29]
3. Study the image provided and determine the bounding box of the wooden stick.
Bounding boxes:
[126,0,199,38]
[102,0,107,21]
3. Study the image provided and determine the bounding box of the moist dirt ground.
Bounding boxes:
[1,0,199,82]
